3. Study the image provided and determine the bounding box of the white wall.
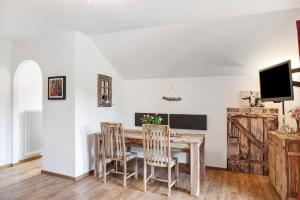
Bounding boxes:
[13,61,42,162]
[11,31,124,177]
[74,33,123,176]
[0,39,12,166]
[9,30,300,174]
[13,32,77,176]
[121,75,300,168]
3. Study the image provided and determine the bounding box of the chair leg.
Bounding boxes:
[168,165,171,197]
[151,166,154,179]
[115,160,118,173]
[123,161,127,187]
[143,162,147,192]
[134,157,138,180]
[175,161,179,187]
[126,144,131,152]
[103,158,106,184]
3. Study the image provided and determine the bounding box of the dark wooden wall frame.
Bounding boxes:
[134,113,207,131]
[169,114,207,130]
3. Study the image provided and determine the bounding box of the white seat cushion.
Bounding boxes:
[126,152,138,161]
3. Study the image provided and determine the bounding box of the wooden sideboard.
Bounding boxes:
[269,132,300,200]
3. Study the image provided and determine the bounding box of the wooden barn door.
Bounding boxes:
[227,108,278,176]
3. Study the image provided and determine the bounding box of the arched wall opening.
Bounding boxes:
[13,60,43,163]
[0,67,12,166]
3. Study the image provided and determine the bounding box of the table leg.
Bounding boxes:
[190,143,200,197]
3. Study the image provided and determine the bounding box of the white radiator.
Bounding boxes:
[24,110,42,156]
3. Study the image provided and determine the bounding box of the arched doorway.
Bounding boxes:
[13,60,43,163]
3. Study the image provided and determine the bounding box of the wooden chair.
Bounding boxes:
[101,122,138,187]
[142,124,179,196]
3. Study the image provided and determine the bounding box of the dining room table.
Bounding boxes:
[94,128,205,197]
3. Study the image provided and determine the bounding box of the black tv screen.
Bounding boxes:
[259,60,294,102]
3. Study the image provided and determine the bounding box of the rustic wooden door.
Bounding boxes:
[227,108,278,176]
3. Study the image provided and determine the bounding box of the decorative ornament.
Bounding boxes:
[162,85,182,101]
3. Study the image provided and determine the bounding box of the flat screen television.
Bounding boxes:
[259,60,294,102]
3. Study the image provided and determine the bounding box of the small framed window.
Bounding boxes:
[97,74,112,107]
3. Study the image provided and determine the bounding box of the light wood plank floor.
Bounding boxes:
[0,159,280,200]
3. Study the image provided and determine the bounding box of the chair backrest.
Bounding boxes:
[142,124,171,166]
[101,122,126,160]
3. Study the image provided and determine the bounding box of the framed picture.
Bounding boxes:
[97,74,112,107]
[48,76,66,100]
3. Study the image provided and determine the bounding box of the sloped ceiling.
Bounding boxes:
[92,8,300,79]
[0,0,300,79]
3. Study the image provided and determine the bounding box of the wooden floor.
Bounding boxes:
[0,159,280,200]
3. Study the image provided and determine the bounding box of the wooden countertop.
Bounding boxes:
[269,131,300,140]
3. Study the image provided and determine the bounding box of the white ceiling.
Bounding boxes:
[93,8,300,79]
[0,0,300,78]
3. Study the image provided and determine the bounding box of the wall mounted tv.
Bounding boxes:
[259,60,294,102]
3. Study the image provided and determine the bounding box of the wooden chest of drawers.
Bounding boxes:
[268,132,300,200]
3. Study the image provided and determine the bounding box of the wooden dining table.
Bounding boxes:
[94,129,205,197]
